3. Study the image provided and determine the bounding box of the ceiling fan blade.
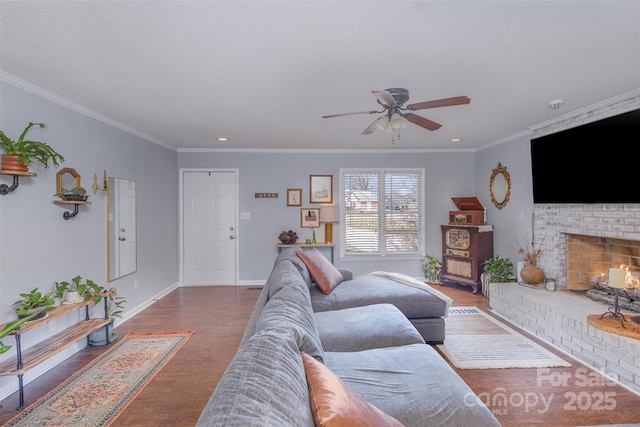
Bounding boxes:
[406,96,470,111]
[361,118,379,135]
[322,110,378,119]
[405,113,442,131]
[372,90,396,107]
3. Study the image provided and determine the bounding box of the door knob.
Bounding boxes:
[119,237,126,241]
[229,235,235,240]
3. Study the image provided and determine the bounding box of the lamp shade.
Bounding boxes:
[320,205,339,223]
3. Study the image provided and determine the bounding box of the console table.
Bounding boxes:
[276,242,335,263]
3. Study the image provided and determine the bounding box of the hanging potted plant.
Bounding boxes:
[421,254,442,285]
[0,122,65,172]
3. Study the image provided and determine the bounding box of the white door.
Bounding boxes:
[115,179,137,277]
[182,170,237,285]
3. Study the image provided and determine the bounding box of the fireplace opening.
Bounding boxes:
[564,233,640,313]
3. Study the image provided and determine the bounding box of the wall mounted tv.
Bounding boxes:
[530,108,640,204]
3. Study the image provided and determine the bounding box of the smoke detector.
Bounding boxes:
[548,99,564,110]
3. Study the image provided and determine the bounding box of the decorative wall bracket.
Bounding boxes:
[52,200,91,220]
[0,171,37,195]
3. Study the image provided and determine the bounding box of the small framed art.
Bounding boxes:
[300,208,320,228]
[310,175,332,203]
[287,188,302,206]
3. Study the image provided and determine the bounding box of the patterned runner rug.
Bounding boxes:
[437,307,570,369]
[4,331,194,427]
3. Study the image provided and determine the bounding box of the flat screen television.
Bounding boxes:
[530,108,640,203]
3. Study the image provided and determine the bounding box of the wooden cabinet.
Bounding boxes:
[0,295,113,409]
[441,224,494,294]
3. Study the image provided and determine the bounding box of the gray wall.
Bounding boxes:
[0,81,179,397]
[476,134,534,263]
[178,150,478,279]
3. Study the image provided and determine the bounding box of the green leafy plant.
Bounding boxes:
[0,312,41,354]
[53,275,105,304]
[54,186,87,197]
[11,287,56,317]
[482,256,515,283]
[106,287,127,318]
[421,254,442,283]
[0,122,65,168]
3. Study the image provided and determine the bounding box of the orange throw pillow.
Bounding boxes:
[296,248,344,294]
[300,352,404,427]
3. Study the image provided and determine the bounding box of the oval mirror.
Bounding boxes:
[490,162,511,210]
[107,177,137,281]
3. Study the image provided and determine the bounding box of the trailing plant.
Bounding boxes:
[482,256,515,283]
[0,122,65,168]
[11,287,56,317]
[53,275,105,304]
[421,254,442,283]
[0,312,41,354]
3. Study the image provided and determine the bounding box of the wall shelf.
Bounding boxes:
[52,200,91,220]
[0,170,37,195]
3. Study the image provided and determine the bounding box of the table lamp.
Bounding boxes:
[319,205,339,244]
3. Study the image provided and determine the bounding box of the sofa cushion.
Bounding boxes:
[296,248,344,294]
[257,285,325,362]
[300,352,404,427]
[254,258,325,361]
[314,304,425,352]
[324,344,501,427]
[310,274,448,319]
[196,327,315,427]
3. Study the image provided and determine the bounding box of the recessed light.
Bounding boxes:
[450,138,462,143]
[216,137,229,142]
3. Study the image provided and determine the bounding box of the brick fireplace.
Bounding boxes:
[533,204,640,290]
[489,92,640,395]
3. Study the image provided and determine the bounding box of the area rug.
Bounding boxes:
[4,331,194,427]
[437,306,570,369]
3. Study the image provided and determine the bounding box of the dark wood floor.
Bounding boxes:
[1,283,639,426]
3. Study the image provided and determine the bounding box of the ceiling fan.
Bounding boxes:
[322,88,470,142]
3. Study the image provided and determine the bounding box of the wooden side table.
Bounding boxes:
[276,242,335,264]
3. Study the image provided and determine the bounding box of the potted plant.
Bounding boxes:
[89,287,126,346]
[54,186,88,202]
[53,275,105,304]
[482,256,515,283]
[422,254,442,285]
[11,287,56,320]
[0,122,65,172]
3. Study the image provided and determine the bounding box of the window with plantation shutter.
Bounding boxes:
[340,169,424,257]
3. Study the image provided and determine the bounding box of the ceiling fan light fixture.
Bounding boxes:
[375,116,389,130]
[390,113,407,129]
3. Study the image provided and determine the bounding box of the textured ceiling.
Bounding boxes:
[1,1,638,151]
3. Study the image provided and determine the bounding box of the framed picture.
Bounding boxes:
[287,188,302,206]
[310,175,332,203]
[300,208,320,228]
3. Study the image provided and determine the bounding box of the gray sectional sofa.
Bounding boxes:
[196,248,501,426]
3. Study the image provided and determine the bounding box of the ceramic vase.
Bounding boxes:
[520,263,545,284]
